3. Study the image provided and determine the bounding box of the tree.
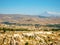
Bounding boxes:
[35,24,40,30]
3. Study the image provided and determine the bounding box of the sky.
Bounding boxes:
[0,0,60,15]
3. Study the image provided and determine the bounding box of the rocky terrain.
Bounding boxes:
[0,31,60,45]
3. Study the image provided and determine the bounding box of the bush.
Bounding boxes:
[25,42,28,45]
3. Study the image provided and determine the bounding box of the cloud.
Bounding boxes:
[47,11,60,15]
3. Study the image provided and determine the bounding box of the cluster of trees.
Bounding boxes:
[2,21,41,26]
[46,24,60,28]
[51,28,60,31]
[0,27,31,33]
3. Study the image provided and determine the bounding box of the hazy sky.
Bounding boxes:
[0,0,60,15]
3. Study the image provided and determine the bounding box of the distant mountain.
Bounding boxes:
[39,11,60,18]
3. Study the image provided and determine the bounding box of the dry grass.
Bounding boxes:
[0,31,60,45]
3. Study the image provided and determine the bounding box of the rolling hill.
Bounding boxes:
[0,14,60,25]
